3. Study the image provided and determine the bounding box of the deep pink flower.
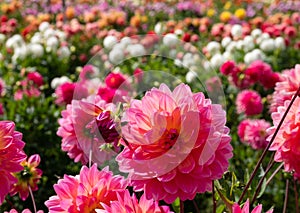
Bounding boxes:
[45,164,127,212]
[57,95,118,165]
[245,60,278,89]
[0,103,4,115]
[10,154,43,201]
[270,64,300,113]
[97,86,129,103]
[238,119,271,150]
[232,199,273,213]
[27,72,44,87]
[55,82,88,106]
[14,80,41,100]
[105,73,126,89]
[0,121,27,205]
[220,60,238,76]
[98,190,173,213]
[117,83,232,203]
[236,90,263,116]
[267,98,300,178]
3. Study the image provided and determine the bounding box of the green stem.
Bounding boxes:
[266,163,284,186]
[238,86,300,204]
[212,181,216,213]
[293,178,299,213]
[283,179,289,213]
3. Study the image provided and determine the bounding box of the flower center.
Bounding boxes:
[159,128,179,150]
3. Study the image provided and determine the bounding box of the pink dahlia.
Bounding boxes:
[27,71,44,87]
[45,164,127,212]
[0,121,27,205]
[267,98,300,178]
[232,199,273,213]
[57,95,119,165]
[220,60,238,76]
[105,72,127,89]
[236,90,263,116]
[55,82,89,106]
[97,190,173,213]
[270,64,300,113]
[117,83,232,203]
[238,119,271,150]
[10,154,43,201]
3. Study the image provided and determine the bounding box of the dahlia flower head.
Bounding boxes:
[236,90,263,116]
[10,154,43,201]
[232,199,273,213]
[238,119,271,150]
[57,95,119,165]
[117,83,233,203]
[270,64,300,113]
[267,98,300,178]
[97,190,173,213]
[0,121,27,205]
[45,164,127,212]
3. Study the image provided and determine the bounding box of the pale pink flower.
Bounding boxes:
[45,164,127,212]
[236,90,263,116]
[238,119,271,150]
[10,154,43,201]
[270,64,300,112]
[232,199,273,213]
[0,121,27,205]
[117,83,232,203]
[4,209,44,213]
[267,98,300,178]
[57,95,118,165]
[97,190,173,213]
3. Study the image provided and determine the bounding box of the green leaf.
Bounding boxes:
[172,197,180,213]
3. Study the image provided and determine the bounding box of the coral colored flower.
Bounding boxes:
[236,90,263,116]
[267,98,300,178]
[45,164,127,213]
[232,199,273,213]
[0,121,27,205]
[10,154,43,201]
[270,64,300,113]
[238,119,271,150]
[57,95,118,165]
[117,83,232,203]
[4,209,44,213]
[97,190,173,213]
[55,82,88,106]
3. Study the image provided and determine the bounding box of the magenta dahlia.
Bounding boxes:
[0,121,27,204]
[117,83,233,203]
[236,90,263,116]
[232,199,273,213]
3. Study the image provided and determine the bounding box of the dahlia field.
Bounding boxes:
[0,0,300,212]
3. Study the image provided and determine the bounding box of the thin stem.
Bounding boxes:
[212,181,216,213]
[238,86,300,204]
[89,139,94,168]
[283,179,289,213]
[266,163,284,186]
[293,178,299,213]
[5,197,16,209]
[29,185,37,213]
[180,200,184,213]
[250,160,275,205]
[192,200,200,213]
